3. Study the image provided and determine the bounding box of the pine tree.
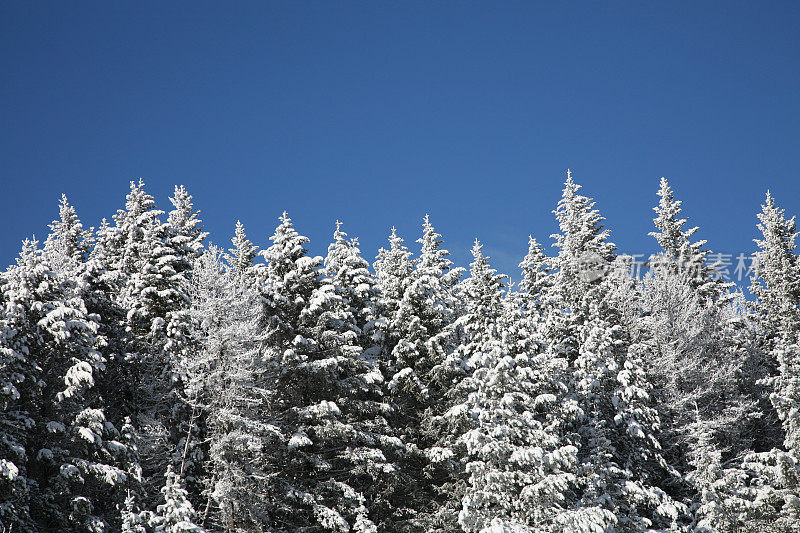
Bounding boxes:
[160,186,208,502]
[227,220,260,282]
[156,184,207,370]
[121,491,149,533]
[517,235,552,317]
[373,226,414,361]
[649,177,728,302]
[545,172,683,532]
[689,192,800,532]
[542,170,616,366]
[43,194,93,275]
[260,211,322,356]
[150,466,205,533]
[102,180,203,510]
[185,246,276,531]
[166,186,207,269]
[248,211,327,530]
[750,192,800,366]
[393,215,463,415]
[453,241,579,532]
[256,213,397,530]
[565,290,683,532]
[272,221,400,531]
[380,216,462,530]
[0,242,38,531]
[749,191,800,460]
[2,234,139,531]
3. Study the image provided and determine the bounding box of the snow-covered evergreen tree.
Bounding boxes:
[121,491,149,533]
[278,221,401,531]
[184,246,276,531]
[649,177,728,303]
[260,211,322,356]
[1,234,139,531]
[150,466,205,533]
[227,220,261,282]
[163,184,207,360]
[373,226,414,361]
[450,241,579,532]
[381,216,463,529]
[0,242,38,531]
[566,289,683,532]
[246,213,400,530]
[751,192,800,455]
[43,194,93,275]
[517,235,553,317]
[100,180,204,510]
[160,186,208,501]
[544,172,684,532]
[691,192,800,533]
[540,170,616,367]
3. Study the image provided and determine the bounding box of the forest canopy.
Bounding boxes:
[1,173,799,533]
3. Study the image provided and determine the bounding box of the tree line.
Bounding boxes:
[1,172,799,532]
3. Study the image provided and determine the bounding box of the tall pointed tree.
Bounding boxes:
[751,191,800,455]
[150,466,205,533]
[43,194,93,275]
[542,170,616,367]
[1,235,139,531]
[393,215,463,411]
[450,241,580,532]
[284,221,401,530]
[255,211,327,529]
[750,191,800,356]
[373,226,414,360]
[649,177,728,302]
[545,172,684,532]
[0,241,40,532]
[378,216,463,530]
[227,220,261,282]
[186,246,274,531]
[517,235,552,317]
[101,180,200,509]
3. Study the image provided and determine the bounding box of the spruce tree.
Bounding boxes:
[2,235,138,531]
[280,221,400,531]
[102,180,203,510]
[546,172,683,532]
[187,246,276,531]
[691,192,800,532]
[227,220,260,282]
[43,194,93,275]
[751,193,800,427]
[373,227,414,362]
[649,177,728,303]
[383,216,463,530]
[0,242,39,531]
[453,241,579,532]
[257,213,400,530]
[150,466,205,533]
[517,235,552,317]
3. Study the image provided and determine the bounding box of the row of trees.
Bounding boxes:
[1,173,798,532]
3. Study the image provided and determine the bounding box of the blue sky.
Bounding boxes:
[2,1,799,283]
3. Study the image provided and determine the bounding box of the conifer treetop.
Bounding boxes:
[44,194,93,264]
[518,234,551,300]
[167,185,208,255]
[649,177,701,259]
[228,219,259,275]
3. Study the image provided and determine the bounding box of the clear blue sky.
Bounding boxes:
[2,1,798,282]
